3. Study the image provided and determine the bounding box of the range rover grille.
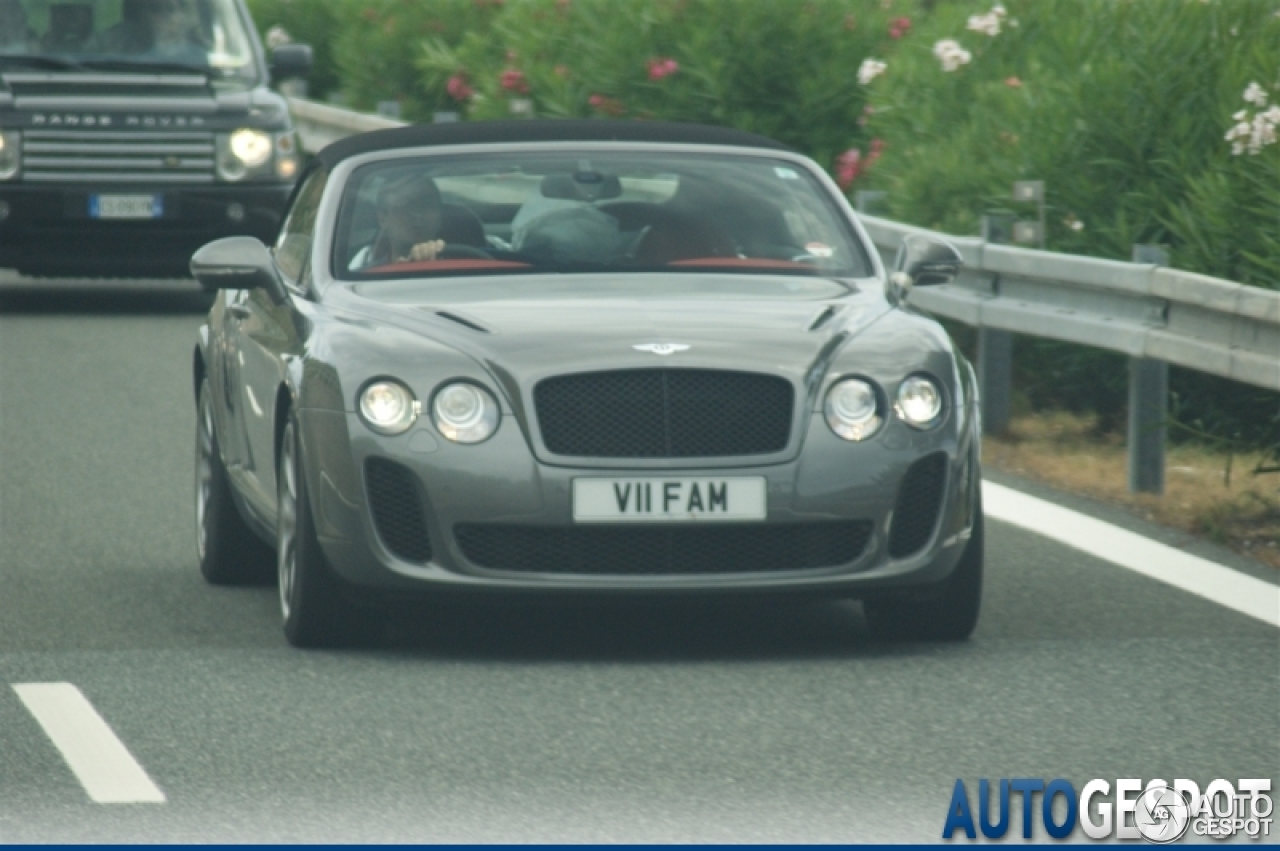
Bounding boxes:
[21,130,216,183]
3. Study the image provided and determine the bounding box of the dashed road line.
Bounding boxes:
[984,480,1280,628]
[12,682,166,804]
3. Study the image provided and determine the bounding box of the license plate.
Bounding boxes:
[572,477,766,523]
[89,194,163,219]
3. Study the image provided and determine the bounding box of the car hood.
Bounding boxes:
[338,273,891,398]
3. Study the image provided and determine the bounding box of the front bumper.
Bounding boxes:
[0,182,290,276]
[296,405,981,599]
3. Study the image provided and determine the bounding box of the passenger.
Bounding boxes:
[96,0,207,61]
[350,175,449,269]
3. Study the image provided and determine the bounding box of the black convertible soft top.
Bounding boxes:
[315,119,795,167]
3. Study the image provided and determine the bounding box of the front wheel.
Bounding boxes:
[864,497,984,642]
[195,378,274,585]
[277,419,383,648]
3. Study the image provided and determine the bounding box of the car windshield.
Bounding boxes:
[0,0,257,80]
[333,151,874,280]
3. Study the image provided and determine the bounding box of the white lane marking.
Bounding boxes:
[12,682,166,804]
[984,480,1280,628]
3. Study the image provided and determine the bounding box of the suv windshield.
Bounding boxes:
[334,151,873,280]
[0,0,258,80]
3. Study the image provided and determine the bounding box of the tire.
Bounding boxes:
[195,378,275,585]
[865,496,983,642]
[277,419,383,648]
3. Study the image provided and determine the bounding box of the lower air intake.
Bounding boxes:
[453,521,872,575]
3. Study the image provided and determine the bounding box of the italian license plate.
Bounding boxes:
[89,194,163,219]
[572,477,766,523]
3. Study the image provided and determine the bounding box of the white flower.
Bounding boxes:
[1070,219,1084,232]
[933,39,972,72]
[967,11,1001,36]
[265,25,292,49]
[1263,105,1280,123]
[1250,112,1277,153]
[858,58,887,85]
[992,3,1007,16]
[1233,109,1249,121]
[1243,81,1268,106]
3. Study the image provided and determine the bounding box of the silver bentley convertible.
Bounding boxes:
[191,120,982,648]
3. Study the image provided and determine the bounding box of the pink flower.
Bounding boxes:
[647,57,679,81]
[835,141,884,190]
[446,73,473,101]
[500,69,529,94]
[588,93,625,116]
[1004,76,1023,88]
[888,16,911,39]
[835,148,863,190]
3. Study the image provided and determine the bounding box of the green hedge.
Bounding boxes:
[245,0,1278,450]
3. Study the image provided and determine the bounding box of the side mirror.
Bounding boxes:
[893,234,963,288]
[191,236,288,304]
[270,43,313,81]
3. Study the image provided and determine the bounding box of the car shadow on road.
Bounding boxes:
[375,597,939,663]
[0,284,213,315]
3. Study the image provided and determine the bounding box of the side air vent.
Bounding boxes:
[364,457,433,563]
[888,452,948,558]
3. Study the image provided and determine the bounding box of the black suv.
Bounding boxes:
[0,0,310,277]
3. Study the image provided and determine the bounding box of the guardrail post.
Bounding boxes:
[978,215,1013,434]
[855,190,888,215]
[1128,245,1171,494]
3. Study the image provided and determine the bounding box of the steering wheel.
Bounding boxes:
[437,244,493,260]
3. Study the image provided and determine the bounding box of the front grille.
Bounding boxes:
[21,130,215,183]
[534,369,793,458]
[888,452,948,558]
[454,521,872,575]
[365,458,433,563]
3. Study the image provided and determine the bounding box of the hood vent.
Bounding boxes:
[807,305,840,332]
[436,311,490,333]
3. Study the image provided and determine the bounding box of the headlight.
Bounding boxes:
[0,131,19,181]
[824,377,883,441]
[230,129,272,167]
[216,129,273,182]
[896,375,944,428]
[358,379,419,435]
[432,382,500,444]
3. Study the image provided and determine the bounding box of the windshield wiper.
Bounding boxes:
[0,55,89,72]
[77,58,214,78]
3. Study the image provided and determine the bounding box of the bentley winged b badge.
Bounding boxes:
[632,343,691,356]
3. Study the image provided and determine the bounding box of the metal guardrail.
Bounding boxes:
[858,217,1280,394]
[288,96,405,154]
[286,96,1280,494]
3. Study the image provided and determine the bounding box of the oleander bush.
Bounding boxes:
[855,0,1280,447]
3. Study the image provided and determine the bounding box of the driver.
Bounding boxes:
[350,174,449,269]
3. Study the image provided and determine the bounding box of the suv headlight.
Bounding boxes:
[358,379,419,435]
[215,129,274,182]
[432,382,500,444]
[824,377,884,441]
[895,374,945,429]
[0,131,20,181]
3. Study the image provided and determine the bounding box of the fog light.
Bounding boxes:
[0,200,10,221]
[226,203,245,222]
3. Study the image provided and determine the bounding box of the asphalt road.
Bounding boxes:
[0,285,1276,842]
